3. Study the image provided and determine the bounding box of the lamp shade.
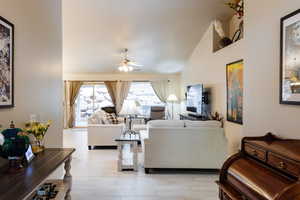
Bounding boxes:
[167,94,178,102]
[119,100,141,115]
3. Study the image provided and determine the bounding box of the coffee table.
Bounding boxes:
[115,133,140,171]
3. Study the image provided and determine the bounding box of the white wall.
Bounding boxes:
[181,24,244,155]
[244,0,300,138]
[182,0,300,154]
[0,0,63,147]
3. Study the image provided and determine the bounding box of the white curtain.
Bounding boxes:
[65,81,83,128]
[116,81,131,114]
[151,80,169,103]
[104,81,118,107]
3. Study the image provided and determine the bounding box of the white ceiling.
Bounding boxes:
[63,0,231,74]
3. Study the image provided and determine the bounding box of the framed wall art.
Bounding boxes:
[280,9,300,105]
[227,60,243,125]
[0,16,14,108]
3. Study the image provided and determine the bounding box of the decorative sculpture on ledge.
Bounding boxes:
[213,20,232,48]
[226,0,244,19]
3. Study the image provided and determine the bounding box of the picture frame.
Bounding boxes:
[280,9,300,105]
[226,60,243,125]
[0,16,14,108]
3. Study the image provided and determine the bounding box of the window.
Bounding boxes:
[75,83,112,127]
[74,81,163,127]
[121,82,163,116]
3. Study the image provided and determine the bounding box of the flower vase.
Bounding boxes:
[31,139,45,154]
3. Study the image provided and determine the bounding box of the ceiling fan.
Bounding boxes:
[118,48,143,72]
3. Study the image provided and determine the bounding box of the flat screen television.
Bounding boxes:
[186,84,203,114]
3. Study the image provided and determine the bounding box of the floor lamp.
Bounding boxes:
[167,94,178,120]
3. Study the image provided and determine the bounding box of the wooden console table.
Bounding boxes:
[0,148,75,200]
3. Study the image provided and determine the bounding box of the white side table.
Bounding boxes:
[115,133,140,172]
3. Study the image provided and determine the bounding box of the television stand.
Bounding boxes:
[179,114,207,121]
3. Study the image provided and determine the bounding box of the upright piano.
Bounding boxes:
[216,133,300,200]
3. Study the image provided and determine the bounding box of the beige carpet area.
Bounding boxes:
[63,129,219,200]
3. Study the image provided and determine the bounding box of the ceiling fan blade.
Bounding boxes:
[128,61,143,67]
[133,68,142,72]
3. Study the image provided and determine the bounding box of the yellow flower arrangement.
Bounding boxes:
[24,121,51,140]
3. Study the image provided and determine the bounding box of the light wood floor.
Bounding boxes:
[63,129,219,200]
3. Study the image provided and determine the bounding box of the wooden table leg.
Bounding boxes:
[64,156,72,200]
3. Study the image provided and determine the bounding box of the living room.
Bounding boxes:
[1,0,300,200]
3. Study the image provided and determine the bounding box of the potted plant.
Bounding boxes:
[23,121,51,154]
[210,112,224,128]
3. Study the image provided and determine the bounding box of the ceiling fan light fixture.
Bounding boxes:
[118,63,135,72]
[117,48,142,72]
[118,66,124,71]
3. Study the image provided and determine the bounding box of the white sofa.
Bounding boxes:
[87,111,125,149]
[88,124,125,149]
[143,120,227,173]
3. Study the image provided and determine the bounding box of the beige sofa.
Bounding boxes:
[143,120,227,173]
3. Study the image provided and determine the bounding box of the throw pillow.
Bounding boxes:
[88,110,106,124]
[101,107,117,115]
[104,113,119,124]
[88,116,100,124]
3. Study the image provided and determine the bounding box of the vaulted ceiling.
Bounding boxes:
[63,0,232,74]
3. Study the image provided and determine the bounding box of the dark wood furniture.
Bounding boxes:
[0,148,75,200]
[216,133,300,200]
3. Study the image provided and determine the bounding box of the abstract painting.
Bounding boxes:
[280,9,300,105]
[0,16,14,108]
[227,60,243,124]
